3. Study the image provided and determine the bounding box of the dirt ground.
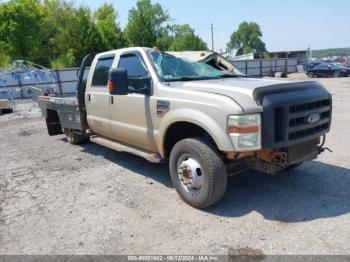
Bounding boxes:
[0,74,350,256]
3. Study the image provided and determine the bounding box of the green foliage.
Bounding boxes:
[55,6,104,67]
[0,0,209,68]
[50,50,75,69]
[312,47,350,58]
[168,24,207,51]
[94,3,126,50]
[227,21,267,56]
[263,52,271,59]
[39,0,75,66]
[0,51,11,69]
[0,0,126,68]
[0,0,44,62]
[124,0,169,47]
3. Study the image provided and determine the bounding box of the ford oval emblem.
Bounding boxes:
[307,113,321,124]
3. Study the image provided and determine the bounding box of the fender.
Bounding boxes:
[157,108,234,157]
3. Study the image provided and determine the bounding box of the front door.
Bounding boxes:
[110,52,157,152]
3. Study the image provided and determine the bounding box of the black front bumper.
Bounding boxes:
[254,81,332,149]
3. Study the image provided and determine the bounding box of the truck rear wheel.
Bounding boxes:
[169,138,227,209]
[64,129,86,145]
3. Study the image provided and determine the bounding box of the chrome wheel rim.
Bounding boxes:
[177,154,203,193]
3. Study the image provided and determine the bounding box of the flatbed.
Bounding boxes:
[38,54,93,136]
[38,94,88,136]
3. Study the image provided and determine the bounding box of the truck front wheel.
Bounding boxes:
[169,138,227,209]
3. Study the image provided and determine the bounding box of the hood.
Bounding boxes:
[169,77,305,113]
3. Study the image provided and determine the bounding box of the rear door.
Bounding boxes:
[85,55,115,138]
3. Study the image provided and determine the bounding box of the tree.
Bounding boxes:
[0,51,11,69]
[94,3,126,50]
[40,0,75,66]
[124,0,169,47]
[227,21,267,56]
[55,6,104,67]
[168,24,207,51]
[0,0,44,62]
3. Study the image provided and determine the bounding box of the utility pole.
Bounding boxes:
[308,45,312,59]
[211,23,214,51]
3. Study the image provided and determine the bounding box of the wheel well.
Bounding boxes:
[163,122,216,158]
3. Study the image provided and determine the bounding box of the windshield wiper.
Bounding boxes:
[164,76,217,82]
[164,74,245,82]
[219,73,244,78]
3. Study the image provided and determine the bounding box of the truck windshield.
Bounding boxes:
[148,50,240,82]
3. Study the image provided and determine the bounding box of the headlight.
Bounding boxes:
[228,114,261,151]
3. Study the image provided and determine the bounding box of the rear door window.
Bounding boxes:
[92,56,115,87]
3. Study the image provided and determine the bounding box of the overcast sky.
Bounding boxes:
[80,0,350,52]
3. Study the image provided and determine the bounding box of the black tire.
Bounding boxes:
[307,72,314,78]
[169,137,227,209]
[64,129,86,145]
[333,71,341,78]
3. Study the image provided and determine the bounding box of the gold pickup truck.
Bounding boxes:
[39,47,332,208]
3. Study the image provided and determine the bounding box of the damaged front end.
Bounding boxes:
[227,136,331,175]
[248,137,331,174]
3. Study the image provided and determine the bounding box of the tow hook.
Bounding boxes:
[318,135,333,154]
[318,147,333,154]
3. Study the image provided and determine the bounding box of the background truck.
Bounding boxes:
[38,47,332,208]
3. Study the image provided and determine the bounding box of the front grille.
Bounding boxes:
[289,99,330,113]
[271,99,331,146]
[289,110,330,127]
[289,122,329,140]
[259,81,332,148]
[287,99,331,142]
[262,97,332,148]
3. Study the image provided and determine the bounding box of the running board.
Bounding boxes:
[90,135,163,163]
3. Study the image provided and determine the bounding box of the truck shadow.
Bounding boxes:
[207,161,350,222]
[79,141,350,223]
[79,141,172,187]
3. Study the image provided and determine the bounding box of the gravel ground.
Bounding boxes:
[0,74,350,256]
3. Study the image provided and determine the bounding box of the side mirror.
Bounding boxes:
[108,68,128,95]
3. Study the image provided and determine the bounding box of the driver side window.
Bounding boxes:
[118,54,148,90]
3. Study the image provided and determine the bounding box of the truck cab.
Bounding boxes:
[39,47,332,209]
